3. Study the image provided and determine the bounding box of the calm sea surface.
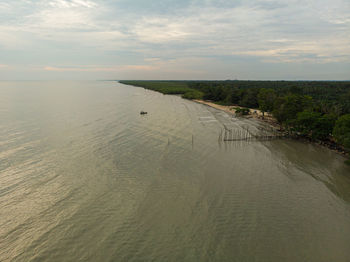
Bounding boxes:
[1,81,350,262]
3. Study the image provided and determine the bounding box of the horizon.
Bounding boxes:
[2,79,350,82]
[1,0,349,81]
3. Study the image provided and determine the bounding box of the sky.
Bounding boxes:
[0,0,349,80]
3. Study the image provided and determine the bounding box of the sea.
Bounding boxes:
[1,81,350,261]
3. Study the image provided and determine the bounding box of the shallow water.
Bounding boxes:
[1,81,350,262]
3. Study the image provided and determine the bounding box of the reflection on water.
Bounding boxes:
[0,81,350,262]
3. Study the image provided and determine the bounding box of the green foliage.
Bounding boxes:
[310,114,337,140]
[272,94,312,124]
[333,114,350,149]
[258,88,276,115]
[292,110,322,136]
[235,107,250,115]
[292,111,336,140]
[119,81,190,95]
[182,90,204,100]
[201,85,231,102]
[240,88,259,108]
[120,81,202,100]
[188,80,350,116]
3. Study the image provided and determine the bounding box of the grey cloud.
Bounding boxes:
[0,0,349,80]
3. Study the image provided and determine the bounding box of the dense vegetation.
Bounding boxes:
[120,81,204,99]
[120,80,350,162]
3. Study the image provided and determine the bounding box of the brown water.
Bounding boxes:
[1,81,350,262]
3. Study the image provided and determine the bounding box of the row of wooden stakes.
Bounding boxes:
[218,126,283,142]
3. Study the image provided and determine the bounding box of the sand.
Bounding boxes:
[193,99,277,124]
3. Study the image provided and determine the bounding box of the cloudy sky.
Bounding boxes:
[0,0,349,80]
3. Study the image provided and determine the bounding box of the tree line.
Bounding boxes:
[188,81,350,161]
[120,80,350,163]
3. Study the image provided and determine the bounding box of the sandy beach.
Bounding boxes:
[193,99,278,126]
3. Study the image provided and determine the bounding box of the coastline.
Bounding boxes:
[119,81,349,160]
[193,99,349,157]
[193,99,280,128]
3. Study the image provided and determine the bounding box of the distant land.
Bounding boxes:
[120,80,350,164]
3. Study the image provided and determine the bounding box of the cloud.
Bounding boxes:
[0,3,10,10]
[26,0,99,30]
[48,0,97,8]
[41,57,211,79]
[0,0,349,79]
[44,64,157,72]
[132,17,190,43]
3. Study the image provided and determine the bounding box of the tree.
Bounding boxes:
[182,90,203,100]
[240,88,259,108]
[258,88,276,117]
[235,107,250,115]
[293,110,336,140]
[333,114,350,149]
[272,94,312,124]
[231,88,241,104]
[311,114,337,140]
[293,110,321,136]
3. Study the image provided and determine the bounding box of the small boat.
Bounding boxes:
[140,111,148,115]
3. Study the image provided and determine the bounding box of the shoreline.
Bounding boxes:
[119,82,348,159]
[193,99,280,128]
[193,99,349,157]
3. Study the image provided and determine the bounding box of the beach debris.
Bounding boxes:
[220,125,283,142]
